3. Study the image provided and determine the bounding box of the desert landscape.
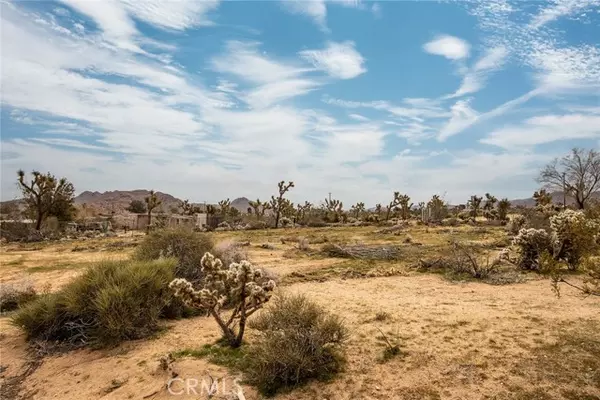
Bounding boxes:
[1,211,599,399]
[1,1,600,399]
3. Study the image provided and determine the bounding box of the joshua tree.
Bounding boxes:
[324,198,343,222]
[539,148,600,209]
[427,195,447,221]
[218,199,231,216]
[269,181,294,228]
[497,198,511,221]
[386,192,404,221]
[144,190,162,233]
[296,201,313,223]
[533,189,553,207]
[483,193,497,211]
[397,194,413,220]
[248,199,272,221]
[180,199,202,216]
[17,170,75,231]
[170,252,276,347]
[467,195,483,218]
[350,202,366,218]
[374,204,383,216]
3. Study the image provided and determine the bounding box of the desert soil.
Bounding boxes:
[1,226,599,400]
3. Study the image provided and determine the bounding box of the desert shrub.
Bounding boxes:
[418,241,500,280]
[213,240,249,267]
[245,295,348,395]
[442,217,460,227]
[0,281,37,312]
[13,259,176,346]
[550,210,599,270]
[507,215,527,235]
[217,221,232,229]
[133,229,213,283]
[244,220,268,230]
[170,252,275,347]
[512,228,554,270]
[279,217,293,227]
[305,219,327,227]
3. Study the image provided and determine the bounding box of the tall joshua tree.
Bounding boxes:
[324,198,343,222]
[248,199,272,221]
[350,202,366,218]
[17,170,75,230]
[497,198,511,221]
[467,195,483,218]
[269,181,294,228]
[386,192,404,221]
[144,190,162,234]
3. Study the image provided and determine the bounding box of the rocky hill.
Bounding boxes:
[74,190,183,214]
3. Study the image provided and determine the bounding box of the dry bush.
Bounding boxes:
[133,229,213,283]
[245,295,348,395]
[213,240,249,267]
[322,243,402,260]
[12,259,177,347]
[418,241,501,280]
[0,281,37,312]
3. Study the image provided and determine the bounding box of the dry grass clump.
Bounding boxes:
[245,295,348,395]
[133,228,213,283]
[322,243,402,260]
[0,281,38,312]
[12,259,177,347]
[417,241,502,281]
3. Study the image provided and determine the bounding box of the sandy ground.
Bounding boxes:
[1,226,599,400]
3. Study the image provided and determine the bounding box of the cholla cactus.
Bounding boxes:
[550,210,599,270]
[507,214,527,235]
[280,216,293,227]
[169,252,276,347]
[512,228,553,270]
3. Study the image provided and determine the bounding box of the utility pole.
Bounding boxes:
[328,192,331,202]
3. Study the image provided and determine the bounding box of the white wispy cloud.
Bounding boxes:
[211,41,319,108]
[437,100,479,141]
[529,0,598,30]
[299,41,366,79]
[449,46,508,98]
[481,113,600,149]
[423,35,471,60]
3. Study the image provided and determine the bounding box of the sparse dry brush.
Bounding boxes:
[169,252,276,347]
[0,281,37,312]
[322,243,402,260]
[245,295,348,395]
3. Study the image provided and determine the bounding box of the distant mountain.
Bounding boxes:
[231,197,251,214]
[510,191,599,208]
[74,190,183,214]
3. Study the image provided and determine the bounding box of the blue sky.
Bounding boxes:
[1,0,599,205]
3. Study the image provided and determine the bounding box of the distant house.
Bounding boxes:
[133,213,207,231]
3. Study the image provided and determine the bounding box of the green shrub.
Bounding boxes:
[0,281,37,312]
[12,259,177,347]
[133,229,213,283]
[245,295,348,395]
